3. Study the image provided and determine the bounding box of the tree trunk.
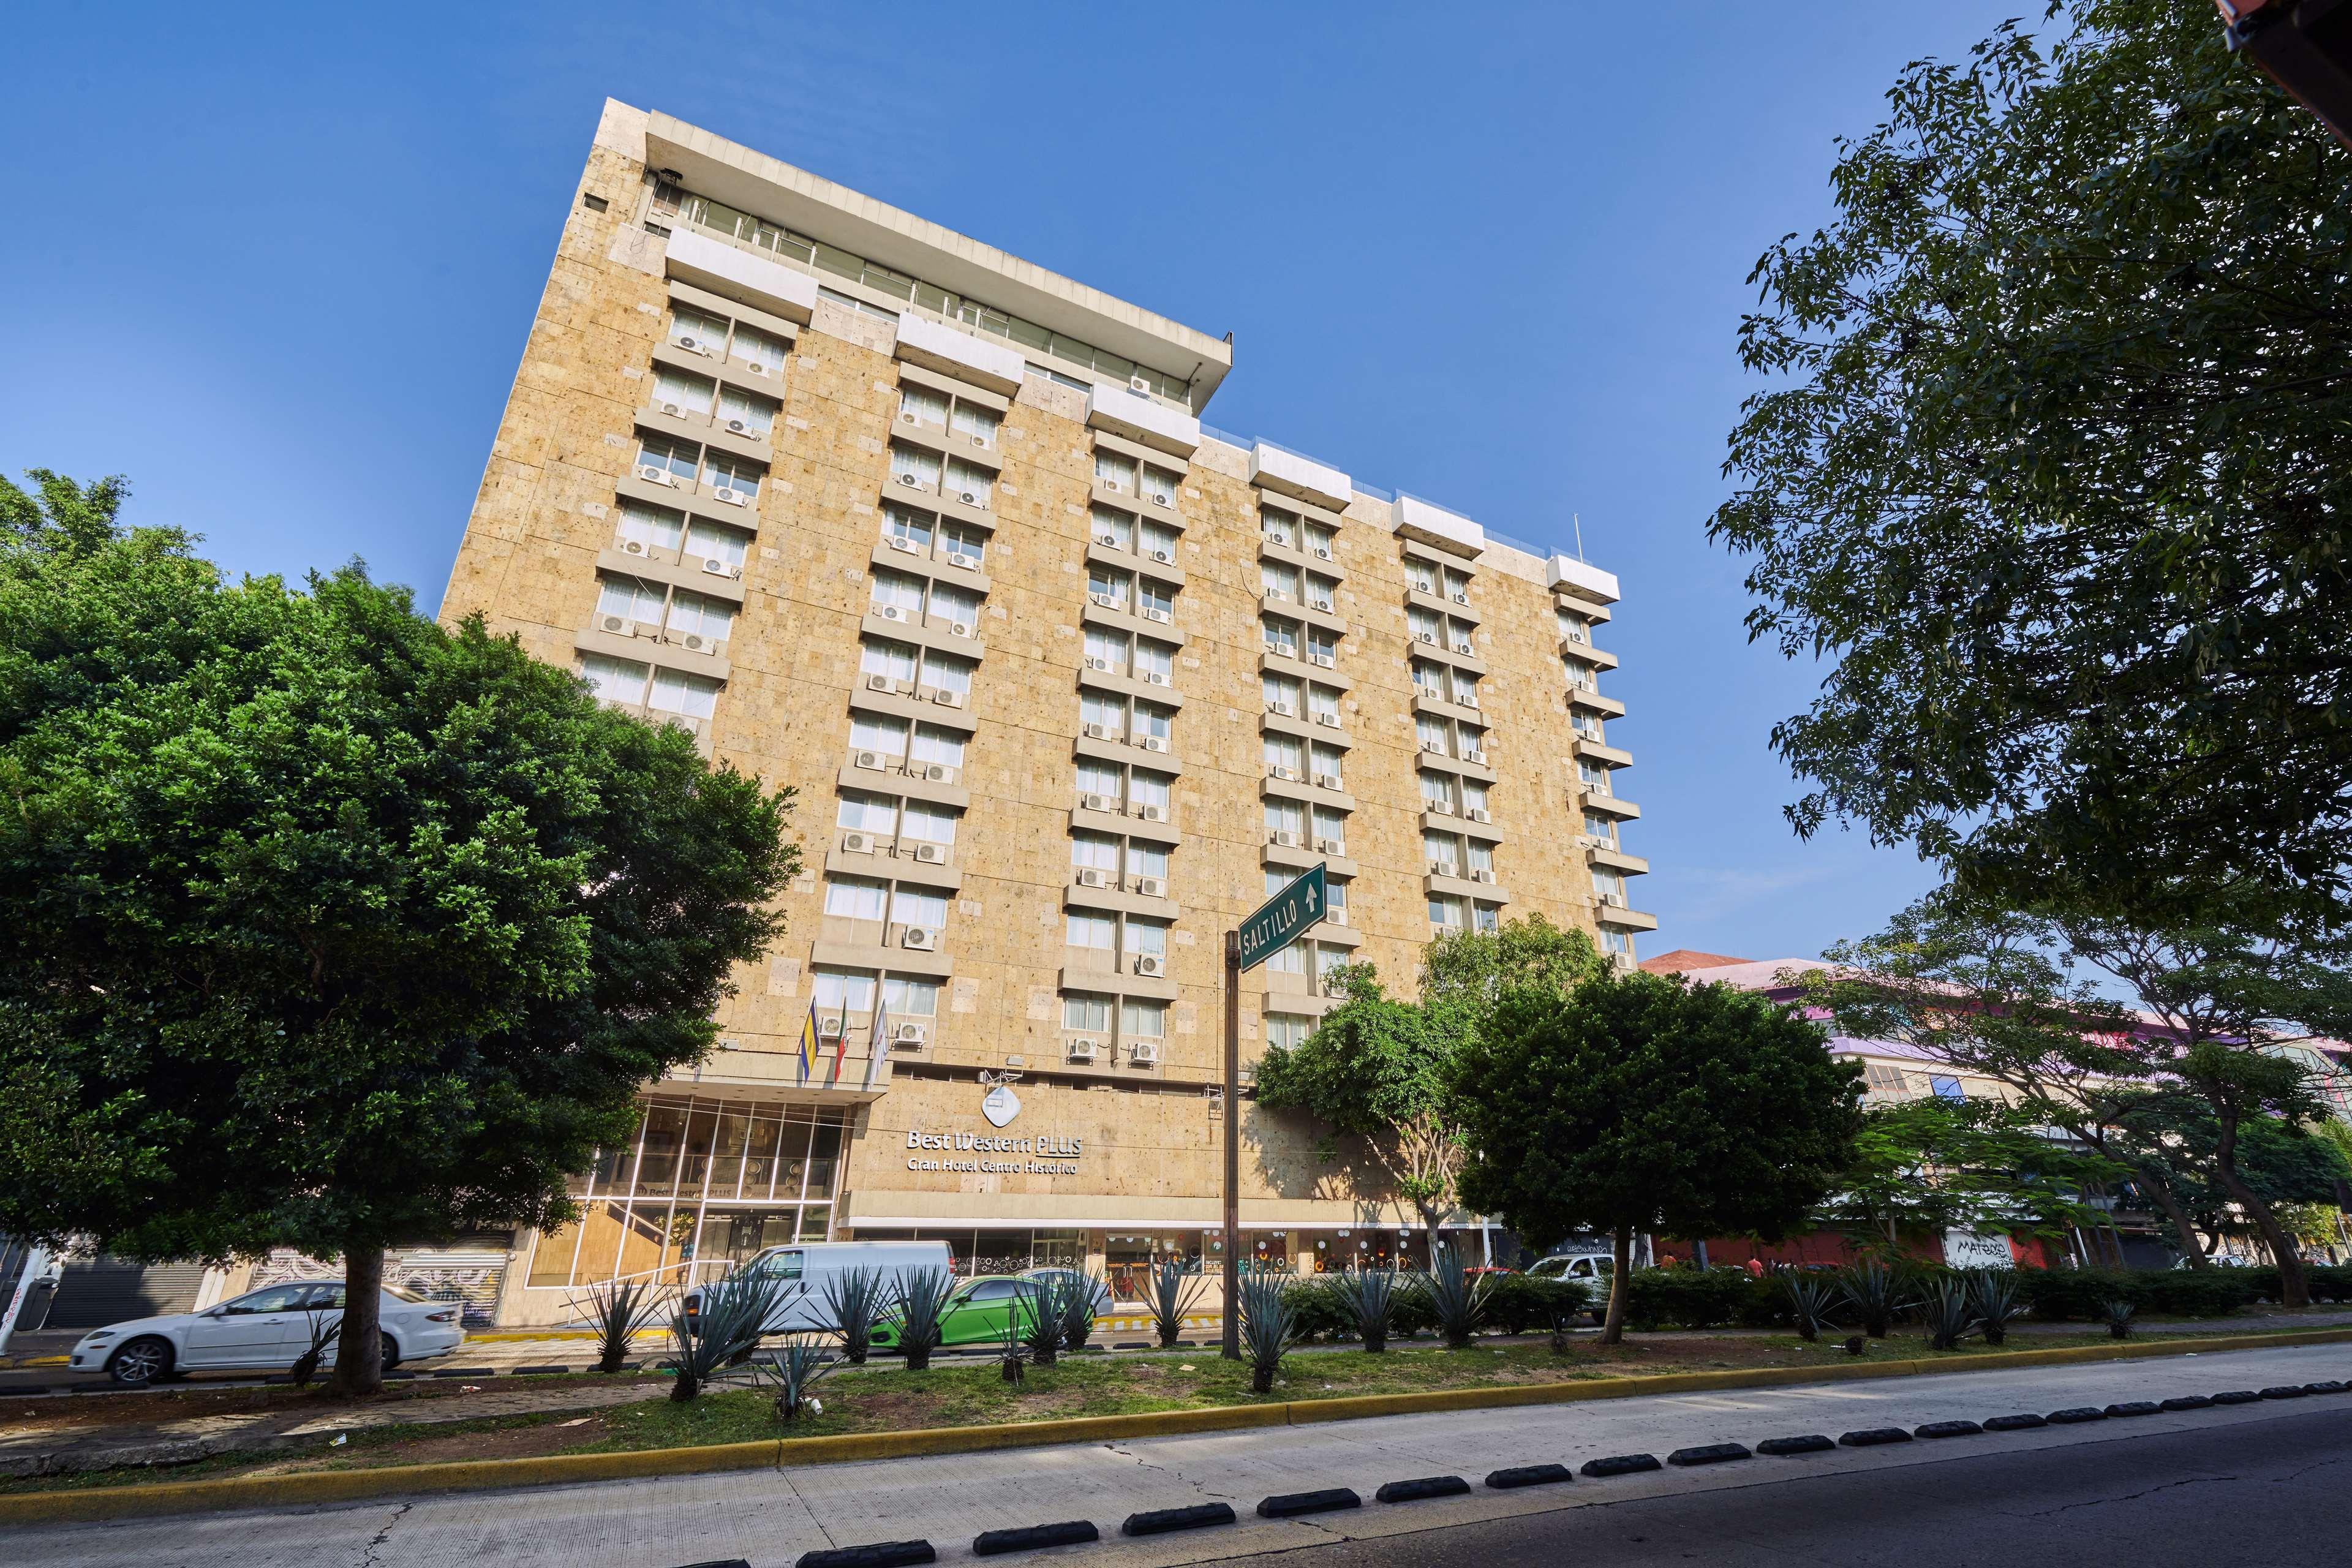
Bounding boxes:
[1599,1225,1631,1346]
[2138,1175,2209,1270]
[1692,1238,1711,1270]
[330,1240,386,1398]
[2214,1125,2310,1308]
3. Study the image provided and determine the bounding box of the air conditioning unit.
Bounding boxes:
[923,763,956,783]
[1309,651,1335,668]
[1137,804,1167,823]
[1130,374,1152,394]
[1421,739,1446,755]
[1460,693,1478,709]
[877,604,907,622]
[621,538,649,556]
[1431,799,1456,815]
[1150,548,1173,564]
[1143,670,1170,686]
[1138,734,1168,752]
[893,1020,929,1045]
[1326,905,1349,927]
[1463,747,1487,764]
[901,926,937,951]
[865,673,895,692]
[970,434,992,450]
[681,633,709,652]
[1082,721,1113,741]
[1452,643,1474,656]
[725,418,752,435]
[1101,478,1126,494]
[1134,875,1166,897]
[913,841,947,864]
[1266,587,1294,603]
[1314,772,1340,790]
[1320,974,1347,998]
[959,491,982,506]
[745,361,769,377]
[674,335,708,355]
[1128,1038,1160,1066]
[1267,764,1297,782]
[895,468,925,488]
[1315,837,1343,855]
[818,1016,848,1041]
[1310,598,1333,613]
[933,688,968,709]
[1266,699,1297,717]
[900,409,918,424]
[635,464,675,486]
[1451,591,1469,605]
[1080,791,1114,812]
[1313,712,1340,728]
[1134,954,1165,978]
[1085,655,1111,672]
[949,620,973,638]
[701,558,742,578]
[1076,867,1110,889]
[1065,1037,1100,1063]
[1095,532,1121,548]
[1471,868,1497,884]
[1414,631,1437,646]
[1428,858,1450,876]
[1602,891,1627,908]
[1088,592,1119,611]
[601,614,632,635]
[1467,807,1491,823]
[1142,606,1172,624]
[1271,830,1302,848]
[1312,545,1333,560]
[713,487,750,507]
[854,749,884,769]
[888,535,922,555]
[843,832,873,854]
[948,551,982,571]
[658,401,682,417]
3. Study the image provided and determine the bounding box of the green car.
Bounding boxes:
[869,1274,1035,1350]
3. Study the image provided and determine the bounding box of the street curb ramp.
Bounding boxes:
[5,1325,2348,1526]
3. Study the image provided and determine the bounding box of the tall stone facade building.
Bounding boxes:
[443,102,1653,1321]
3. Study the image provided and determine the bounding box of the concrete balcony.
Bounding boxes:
[893,312,1025,394]
[1249,442,1351,510]
[1392,494,1486,558]
[1087,383,1201,456]
[663,227,819,323]
[1549,554,1621,607]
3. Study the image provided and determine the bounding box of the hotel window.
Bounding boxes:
[1600,929,1633,957]
[1095,450,1137,495]
[668,304,729,356]
[1449,620,1476,656]
[1139,519,1178,564]
[1583,811,1618,846]
[1077,760,1123,805]
[616,498,686,556]
[651,367,717,417]
[824,877,889,921]
[890,886,948,929]
[1325,878,1349,918]
[1134,639,1174,685]
[1071,834,1119,875]
[1473,902,1501,933]
[1455,673,1480,708]
[1263,674,1301,715]
[861,639,920,687]
[581,653,650,707]
[1311,807,1347,853]
[1313,944,1348,990]
[1420,772,1454,812]
[950,401,999,447]
[1305,626,1338,666]
[1265,943,1306,975]
[1122,1001,1167,1051]
[1557,607,1591,644]
[1461,778,1490,817]
[940,522,987,570]
[891,444,943,491]
[919,654,973,701]
[1458,725,1486,761]
[701,450,763,501]
[1081,692,1128,741]
[1442,567,1472,603]
[1305,574,1337,613]
[1067,912,1116,952]
[1406,558,1438,595]
[1428,894,1466,930]
[1303,521,1336,560]
[1412,661,1444,699]
[1133,702,1173,748]
[1306,685,1341,726]
[850,714,909,763]
[1424,831,1460,875]
[1130,771,1172,815]
[1563,658,1596,692]
[649,670,720,720]
[1466,840,1495,879]
[729,324,789,377]
[1929,1075,1968,1102]
[929,581,981,628]
[1261,505,1297,545]
[1579,760,1611,794]
[1593,868,1627,904]
[597,575,668,628]
[910,723,966,771]
[666,592,735,644]
[1261,561,1300,601]
[837,794,898,835]
[884,975,940,1019]
[685,519,750,572]
[901,802,957,846]
[1572,710,1604,740]
[1064,994,1113,1034]
[1312,744,1345,789]
[883,505,933,553]
[943,458,993,509]
[1088,565,1131,611]
[635,432,699,484]
[1265,1014,1313,1050]
[1140,464,1180,508]
[1125,841,1169,883]
[893,384,947,428]
[716,385,777,439]
[1417,714,1451,756]
[1127,920,1170,963]
[1137,578,1177,622]
[1091,505,1134,551]
[1262,615,1300,659]
[1264,733,1303,777]
[1085,627,1131,674]
[1264,800,1305,842]
[870,571,925,618]
[1409,606,1442,646]
[814,969,875,1028]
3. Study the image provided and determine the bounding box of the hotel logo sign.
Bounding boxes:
[905,1124,1084,1176]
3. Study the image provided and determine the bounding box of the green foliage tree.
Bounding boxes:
[2113,1102,2352,1261]
[0,472,797,1394]
[1254,917,1600,1233]
[1452,971,1864,1343]
[1832,1096,2122,1256]
[1708,0,2352,919]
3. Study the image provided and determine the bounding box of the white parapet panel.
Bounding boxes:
[1549,553,1621,606]
[1087,383,1201,456]
[1249,442,1352,510]
[1392,494,1487,558]
[663,227,820,324]
[894,312,1027,395]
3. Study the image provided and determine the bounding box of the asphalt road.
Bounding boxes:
[1231,1406,2352,1568]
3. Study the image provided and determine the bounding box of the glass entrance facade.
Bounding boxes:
[526,1097,849,1290]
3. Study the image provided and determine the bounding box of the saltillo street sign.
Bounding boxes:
[1237,863,1328,973]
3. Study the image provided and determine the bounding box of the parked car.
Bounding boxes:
[69,1282,465,1386]
[869,1273,1038,1351]
[681,1240,953,1336]
[1529,1253,1615,1283]
[1019,1265,1113,1316]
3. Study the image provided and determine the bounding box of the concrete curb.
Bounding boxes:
[6,1325,2348,1526]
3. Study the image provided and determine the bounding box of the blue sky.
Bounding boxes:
[2,1,2033,965]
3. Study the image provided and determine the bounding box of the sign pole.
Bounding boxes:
[1222,928,1241,1361]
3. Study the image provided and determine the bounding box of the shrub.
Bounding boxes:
[1621,1267,1757,1332]
[1280,1279,1354,1343]
[2310,1264,2352,1303]
[1059,1268,1106,1351]
[1484,1274,1588,1336]
[2016,1266,2258,1321]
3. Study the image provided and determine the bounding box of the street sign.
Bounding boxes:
[1237,863,1328,972]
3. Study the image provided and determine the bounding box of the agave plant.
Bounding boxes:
[1146,1258,1205,1349]
[1329,1267,1403,1353]
[995,1282,1037,1383]
[758,1333,837,1422]
[886,1266,958,1371]
[1782,1274,1838,1343]
[289,1311,341,1388]
[669,1268,789,1402]
[1838,1261,1905,1339]
[1236,1272,1299,1394]
[1419,1243,1494,1349]
[1965,1269,2024,1348]
[1058,1269,1105,1353]
[1020,1273,1071,1366]
[570,1276,669,1374]
[2100,1296,2138,1340]
[821,1267,889,1366]
[1923,1277,1979,1352]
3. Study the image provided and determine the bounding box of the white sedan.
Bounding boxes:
[68,1282,467,1385]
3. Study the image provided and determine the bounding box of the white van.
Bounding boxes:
[680,1240,951,1335]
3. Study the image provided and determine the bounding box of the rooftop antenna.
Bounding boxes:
[1573,513,1586,563]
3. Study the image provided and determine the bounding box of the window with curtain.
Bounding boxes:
[1266,944,1306,974]
[1131,771,1171,812]
[1137,578,1176,619]
[1409,608,1441,643]
[1424,831,1459,873]
[1091,505,1134,551]
[1134,640,1174,682]
[899,386,948,428]
[1593,869,1626,901]
[900,802,957,844]
[1140,466,1179,507]
[1444,568,1472,600]
[1085,627,1129,669]
[1071,834,1118,872]
[1417,715,1450,754]
[1467,841,1494,876]
[1473,903,1500,933]
[1406,559,1436,594]
[1265,801,1304,836]
[871,571,925,616]
[1600,929,1632,956]
[1126,841,1169,880]
[1306,627,1338,663]
[1462,778,1490,814]
[944,459,992,507]
[851,714,910,757]
[1306,575,1336,612]
[1140,521,1178,561]
[940,522,986,564]
[1263,674,1300,711]
[1312,745,1344,786]
[1312,808,1346,848]
[1077,760,1123,801]
[597,575,668,625]
[1133,704,1172,744]
[1261,562,1300,599]
[1094,451,1137,492]
[1264,734,1303,773]
[1265,1014,1311,1050]
[666,592,735,641]
[1066,913,1115,950]
[730,324,788,374]
[1122,998,1167,1038]
[684,519,750,568]
[918,654,971,697]
[649,670,720,718]
[1449,621,1476,655]
[636,434,699,482]
[1428,895,1464,929]
[580,654,650,706]
[824,878,889,921]
[837,794,898,834]
[1087,565,1130,606]
[1260,507,1297,543]
[703,451,763,495]
[1261,617,1297,657]
[1064,994,1112,1032]
[951,402,1000,444]
[1303,522,1335,557]
[891,445,942,488]
[1306,686,1340,723]
[1583,812,1616,843]
[1579,760,1610,793]
[1081,692,1128,736]
[669,305,729,354]
[652,368,717,415]
[815,969,877,1025]
[929,582,980,626]
[884,506,934,551]
[1420,772,1453,809]
[717,386,777,436]
[911,725,965,767]
[861,639,919,684]
[1126,920,1169,961]
[884,976,940,1017]
[1556,608,1589,643]
[618,499,686,552]
[891,886,949,929]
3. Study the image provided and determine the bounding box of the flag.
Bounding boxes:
[796,997,820,1084]
[863,992,891,1090]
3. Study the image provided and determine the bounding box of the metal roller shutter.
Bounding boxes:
[46,1257,209,1330]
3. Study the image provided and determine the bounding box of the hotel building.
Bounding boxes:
[439,102,1653,1321]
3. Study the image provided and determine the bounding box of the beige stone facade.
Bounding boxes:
[442,102,1653,1322]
